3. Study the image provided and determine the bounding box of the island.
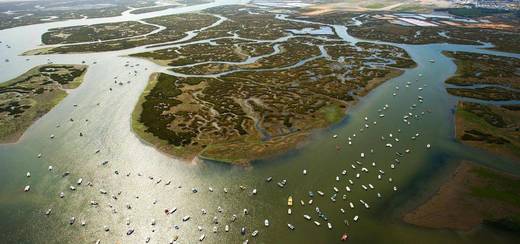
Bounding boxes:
[129,6,416,164]
[0,65,87,143]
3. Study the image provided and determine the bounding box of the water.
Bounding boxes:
[1,1,519,243]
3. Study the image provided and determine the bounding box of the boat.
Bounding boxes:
[317,191,324,196]
[288,208,292,215]
[241,227,246,235]
[182,216,190,222]
[59,192,64,198]
[314,221,321,226]
[341,233,349,241]
[127,229,134,235]
[252,189,257,195]
[288,224,295,230]
[353,215,359,222]
[213,226,217,233]
[304,215,311,220]
[37,153,42,158]
[69,217,75,225]
[287,196,293,206]
[77,178,83,185]
[303,169,307,175]
[45,209,51,215]
[328,223,332,229]
[199,234,205,241]
[266,177,272,182]
[48,166,53,171]
[251,230,258,237]
[225,225,229,232]
[24,185,30,192]
[264,219,269,227]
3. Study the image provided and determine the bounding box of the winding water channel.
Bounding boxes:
[1,0,519,243]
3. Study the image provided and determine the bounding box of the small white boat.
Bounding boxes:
[349,202,354,209]
[26,172,31,177]
[251,230,258,237]
[353,215,359,222]
[317,191,324,196]
[252,189,257,195]
[426,144,431,148]
[288,224,295,230]
[314,221,321,226]
[303,169,307,175]
[288,208,292,215]
[304,215,311,220]
[69,217,75,225]
[225,225,229,232]
[48,166,53,171]
[77,178,83,185]
[327,222,332,230]
[182,216,190,222]
[24,185,30,192]
[59,192,64,198]
[264,219,269,227]
[45,208,52,215]
[199,234,205,241]
[333,134,338,138]
[37,153,42,158]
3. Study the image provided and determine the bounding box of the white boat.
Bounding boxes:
[349,202,354,209]
[317,191,324,196]
[314,221,320,226]
[182,216,190,222]
[77,178,83,185]
[251,230,258,237]
[59,192,64,198]
[353,215,359,222]
[346,186,351,192]
[37,153,42,158]
[288,224,295,230]
[48,166,53,171]
[288,208,292,215]
[304,215,311,220]
[26,172,31,177]
[264,219,269,227]
[252,189,257,195]
[327,222,332,229]
[426,144,431,148]
[303,169,307,175]
[225,225,229,232]
[24,185,30,192]
[199,234,205,241]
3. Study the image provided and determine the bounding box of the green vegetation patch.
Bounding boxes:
[0,64,87,143]
[456,102,520,159]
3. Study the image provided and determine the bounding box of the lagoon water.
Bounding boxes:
[1,0,519,243]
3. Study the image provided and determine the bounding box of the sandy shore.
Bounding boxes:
[403,161,520,230]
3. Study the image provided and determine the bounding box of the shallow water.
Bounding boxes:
[0,1,519,243]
